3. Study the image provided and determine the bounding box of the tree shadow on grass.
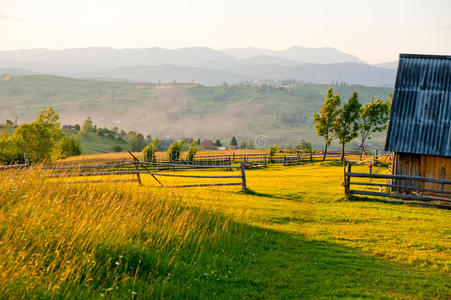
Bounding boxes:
[238,188,306,201]
[132,220,451,299]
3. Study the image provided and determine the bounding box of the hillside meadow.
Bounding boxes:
[0,160,450,298]
[0,74,392,147]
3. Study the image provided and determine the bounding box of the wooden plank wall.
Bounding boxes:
[393,152,451,192]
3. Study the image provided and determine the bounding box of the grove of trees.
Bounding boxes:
[313,88,391,160]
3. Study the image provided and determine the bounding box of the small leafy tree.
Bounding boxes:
[358,98,391,160]
[0,136,21,163]
[313,88,340,160]
[334,91,362,161]
[128,131,146,151]
[214,139,222,147]
[186,140,198,162]
[81,117,94,134]
[143,138,159,162]
[230,136,238,147]
[167,138,184,162]
[268,144,278,163]
[59,135,81,158]
[299,140,313,154]
[13,106,62,163]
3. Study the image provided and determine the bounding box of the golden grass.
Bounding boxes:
[0,161,449,297]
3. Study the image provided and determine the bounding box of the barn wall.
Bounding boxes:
[393,152,451,192]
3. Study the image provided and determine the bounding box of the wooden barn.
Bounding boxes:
[385,54,451,192]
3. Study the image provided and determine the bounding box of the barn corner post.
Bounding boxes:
[240,162,247,190]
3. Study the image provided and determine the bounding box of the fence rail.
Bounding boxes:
[343,163,451,208]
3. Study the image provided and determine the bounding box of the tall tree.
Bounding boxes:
[358,98,391,160]
[313,88,340,160]
[334,91,362,161]
[81,117,94,134]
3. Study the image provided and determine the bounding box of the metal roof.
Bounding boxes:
[384,54,451,157]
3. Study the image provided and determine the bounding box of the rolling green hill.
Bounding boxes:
[0,74,392,149]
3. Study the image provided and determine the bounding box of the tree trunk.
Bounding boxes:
[323,143,328,160]
[341,143,345,161]
[359,143,364,161]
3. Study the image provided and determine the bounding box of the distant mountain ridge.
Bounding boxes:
[222,46,366,64]
[0,46,397,86]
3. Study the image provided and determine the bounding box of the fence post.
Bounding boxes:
[24,152,29,167]
[240,162,247,190]
[283,155,286,166]
[264,155,267,167]
[344,162,351,199]
[133,161,142,186]
[310,152,312,162]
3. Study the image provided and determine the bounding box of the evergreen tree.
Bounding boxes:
[230,136,238,147]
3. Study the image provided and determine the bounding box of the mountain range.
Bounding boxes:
[0,46,397,86]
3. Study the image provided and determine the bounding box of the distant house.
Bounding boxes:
[200,139,217,150]
[384,54,450,191]
[62,125,75,130]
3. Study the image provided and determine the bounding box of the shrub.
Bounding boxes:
[113,146,123,152]
[186,140,198,162]
[268,145,278,163]
[0,136,22,164]
[59,135,82,158]
[167,138,184,162]
[143,138,159,162]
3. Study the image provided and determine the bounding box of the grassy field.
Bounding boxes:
[0,161,450,298]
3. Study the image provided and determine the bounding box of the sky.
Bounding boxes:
[0,0,450,64]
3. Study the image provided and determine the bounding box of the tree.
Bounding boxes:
[146,134,152,141]
[214,139,222,147]
[0,136,21,163]
[128,131,146,151]
[13,106,62,163]
[358,98,390,160]
[167,138,184,162]
[81,117,94,134]
[143,138,159,162]
[230,136,238,147]
[59,135,81,158]
[268,145,278,163]
[334,91,362,161]
[74,124,81,131]
[5,119,14,126]
[299,140,313,154]
[313,88,340,160]
[186,140,198,162]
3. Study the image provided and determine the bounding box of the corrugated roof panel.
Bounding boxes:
[385,54,451,157]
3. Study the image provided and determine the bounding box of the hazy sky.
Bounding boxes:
[1,0,450,63]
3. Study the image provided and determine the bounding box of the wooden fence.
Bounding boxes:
[343,163,451,208]
[2,154,247,190]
